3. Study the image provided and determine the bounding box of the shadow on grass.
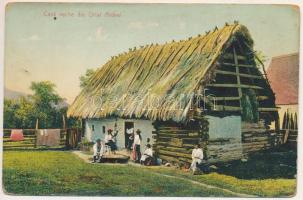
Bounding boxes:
[215,145,297,179]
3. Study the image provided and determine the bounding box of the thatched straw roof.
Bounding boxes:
[67,24,254,122]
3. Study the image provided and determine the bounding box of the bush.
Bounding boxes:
[79,137,94,152]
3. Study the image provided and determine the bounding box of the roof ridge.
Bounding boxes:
[111,24,240,62]
[272,52,299,60]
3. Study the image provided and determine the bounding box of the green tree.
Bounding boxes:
[4,99,19,128]
[14,97,36,128]
[30,81,64,128]
[4,81,72,129]
[241,89,259,123]
[79,69,96,88]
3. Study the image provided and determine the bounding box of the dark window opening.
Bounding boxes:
[102,126,106,134]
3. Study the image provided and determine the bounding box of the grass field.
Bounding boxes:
[2,150,297,197]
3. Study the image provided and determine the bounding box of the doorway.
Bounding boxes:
[124,122,134,149]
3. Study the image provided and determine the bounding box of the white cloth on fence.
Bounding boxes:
[93,143,104,156]
[140,148,153,162]
[36,129,61,146]
[190,148,204,171]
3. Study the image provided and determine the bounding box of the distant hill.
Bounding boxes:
[4,88,27,99]
[4,87,69,108]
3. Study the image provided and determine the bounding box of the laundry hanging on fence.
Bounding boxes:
[36,129,61,146]
[10,129,24,141]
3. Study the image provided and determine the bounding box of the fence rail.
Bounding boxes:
[2,128,82,150]
[280,129,298,149]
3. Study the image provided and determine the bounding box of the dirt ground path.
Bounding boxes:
[72,150,257,197]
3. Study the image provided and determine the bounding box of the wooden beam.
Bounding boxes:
[258,107,279,112]
[206,83,263,90]
[223,53,246,60]
[214,96,241,101]
[220,62,255,68]
[233,46,243,111]
[215,70,263,79]
[256,96,269,101]
[211,105,242,111]
[212,96,269,101]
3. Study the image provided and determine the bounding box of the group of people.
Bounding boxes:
[125,128,153,165]
[92,128,153,165]
[92,128,206,173]
[131,129,153,165]
[92,128,118,163]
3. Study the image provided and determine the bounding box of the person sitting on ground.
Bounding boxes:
[105,129,117,154]
[190,143,204,174]
[92,139,104,163]
[140,144,153,166]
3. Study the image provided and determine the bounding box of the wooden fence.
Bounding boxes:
[280,129,298,150]
[2,128,82,150]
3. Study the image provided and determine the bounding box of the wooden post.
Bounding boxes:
[65,129,70,149]
[233,46,243,111]
[81,118,85,137]
[62,114,66,130]
[275,112,281,145]
[34,119,39,148]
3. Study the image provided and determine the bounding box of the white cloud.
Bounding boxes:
[128,21,159,30]
[87,26,108,42]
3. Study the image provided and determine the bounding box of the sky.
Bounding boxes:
[4,3,300,103]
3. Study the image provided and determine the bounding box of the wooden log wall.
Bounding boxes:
[241,122,277,155]
[153,120,279,165]
[207,138,243,163]
[152,118,209,166]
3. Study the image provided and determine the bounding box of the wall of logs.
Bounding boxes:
[152,119,279,166]
[242,122,278,155]
[152,117,209,166]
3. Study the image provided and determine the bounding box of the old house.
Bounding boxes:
[267,53,299,146]
[67,24,279,164]
[267,53,299,130]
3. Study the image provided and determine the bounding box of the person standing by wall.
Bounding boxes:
[126,128,134,151]
[132,129,142,163]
